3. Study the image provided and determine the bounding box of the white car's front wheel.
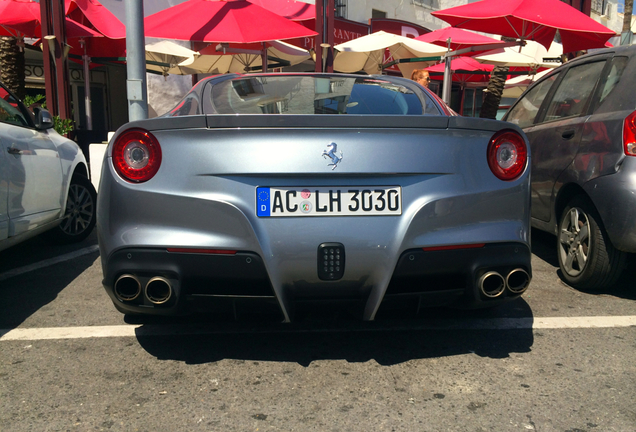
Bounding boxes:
[46,174,97,244]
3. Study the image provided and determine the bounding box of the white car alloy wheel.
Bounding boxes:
[60,182,94,236]
[46,175,97,244]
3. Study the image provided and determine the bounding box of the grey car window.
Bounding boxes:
[544,61,606,122]
[209,76,439,115]
[505,74,558,128]
[597,56,628,108]
[0,87,29,127]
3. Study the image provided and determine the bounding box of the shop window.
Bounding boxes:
[335,0,346,18]
[371,9,386,19]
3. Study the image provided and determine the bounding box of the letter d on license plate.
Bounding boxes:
[256,186,401,217]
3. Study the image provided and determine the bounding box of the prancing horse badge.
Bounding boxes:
[322,142,343,170]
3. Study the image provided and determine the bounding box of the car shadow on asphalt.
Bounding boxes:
[132,298,535,366]
[531,228,636,301]
[0,245,99,329]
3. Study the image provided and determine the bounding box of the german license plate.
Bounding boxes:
[256,186,401,217]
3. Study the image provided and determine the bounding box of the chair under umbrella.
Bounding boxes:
[333,31,447,75]
[431,0,616,53]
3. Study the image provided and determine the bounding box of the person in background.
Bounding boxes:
[411,69,430,88]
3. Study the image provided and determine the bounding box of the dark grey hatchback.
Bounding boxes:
[504,44,636,290]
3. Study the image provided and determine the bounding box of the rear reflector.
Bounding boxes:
[166,248,237,255]
[624,110,636,156]
[422,243,485,252]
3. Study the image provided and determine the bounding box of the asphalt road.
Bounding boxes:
[1,230,635,432]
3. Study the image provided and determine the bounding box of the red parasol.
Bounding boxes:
[426,56,494,84]
[64,0,126,59]
[431,0,616,53]
[247,0,315,21]
[0,0,102,39]
[144,0,317,43]
[415,27,507,53]
[65,0,126,39]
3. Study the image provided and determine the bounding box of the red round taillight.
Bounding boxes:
[487,129,527,181]
[112,128,162,183]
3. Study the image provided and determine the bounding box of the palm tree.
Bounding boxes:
[623,0,634,45]
[0,36,26,100]
[479,66,509,120]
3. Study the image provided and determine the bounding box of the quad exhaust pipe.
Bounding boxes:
[145,276,173,305]
[506,268,531,294]
[114,274,174,305]
[478,268,531,298]
[478,271,506,298]
[114,274,142,301]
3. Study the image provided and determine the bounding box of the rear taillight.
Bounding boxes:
[487,129,527,181]
[112,128,162,183]
[624,110,636,156]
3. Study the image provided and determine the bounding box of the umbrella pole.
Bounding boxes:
[262,42,268,73]
[81,39,93,131]
[442,37,452,105]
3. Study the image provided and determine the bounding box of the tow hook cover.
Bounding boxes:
[318,242,345,281]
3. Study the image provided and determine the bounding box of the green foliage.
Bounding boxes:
[23,94,74,135]
[23,94,45,107]
[53,116,74,135]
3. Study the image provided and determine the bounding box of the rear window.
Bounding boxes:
[205,75,441,115]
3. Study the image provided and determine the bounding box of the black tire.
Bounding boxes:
[45,174,97,244]
[557,196,626,290]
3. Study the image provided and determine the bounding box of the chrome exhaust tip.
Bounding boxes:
[145,276,173,305]
[478,271,506,298]
[506,268,531,294]
[114,274,142,302]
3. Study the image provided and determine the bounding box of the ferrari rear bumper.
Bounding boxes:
[102,242,531,320]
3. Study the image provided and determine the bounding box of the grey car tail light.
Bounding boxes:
[487,129,527,181]
[624,110,636,156]
[112,128,162,183]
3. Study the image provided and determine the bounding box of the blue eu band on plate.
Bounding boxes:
[256,186,402,217]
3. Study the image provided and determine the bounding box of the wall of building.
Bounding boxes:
[345,0,465,31]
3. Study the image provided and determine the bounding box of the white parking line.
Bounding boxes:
[0,245,99,282]
[1,316,635,341]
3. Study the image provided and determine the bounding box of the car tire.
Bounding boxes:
[45,174,97,244]
[557,196,626,290]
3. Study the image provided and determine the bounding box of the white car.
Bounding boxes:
[0,81,96,252]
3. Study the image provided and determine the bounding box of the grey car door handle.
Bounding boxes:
[7,147,23,155]
[561,130,576,140]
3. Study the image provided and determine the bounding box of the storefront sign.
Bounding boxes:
[291,18,369,50]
